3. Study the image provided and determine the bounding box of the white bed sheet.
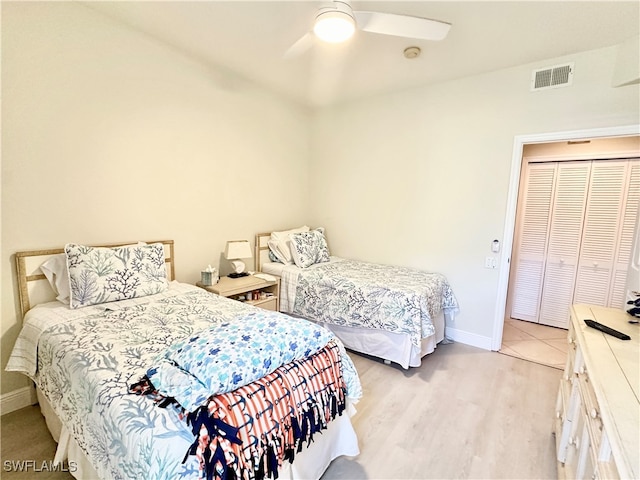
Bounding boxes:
[262,260,450,369]
[262,261,288,276]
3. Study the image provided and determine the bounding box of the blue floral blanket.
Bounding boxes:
[146,310,335,412]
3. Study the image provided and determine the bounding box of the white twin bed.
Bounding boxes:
[255,227,459,369]
[7,240,361,480]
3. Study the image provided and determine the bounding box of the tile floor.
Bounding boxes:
[499,317,568,370]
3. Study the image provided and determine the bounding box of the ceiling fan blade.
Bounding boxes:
[284,32,315,59]
[353,11,451,41]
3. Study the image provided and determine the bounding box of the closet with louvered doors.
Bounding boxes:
[509,157,640,329]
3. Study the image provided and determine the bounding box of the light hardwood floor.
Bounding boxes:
[1,343,561,480]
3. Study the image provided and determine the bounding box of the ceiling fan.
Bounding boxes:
[285,1,451,58]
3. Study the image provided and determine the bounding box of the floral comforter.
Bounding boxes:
[287,258,459,347]
[6,282,361,480]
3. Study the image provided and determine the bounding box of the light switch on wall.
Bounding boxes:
[485,256,497,269]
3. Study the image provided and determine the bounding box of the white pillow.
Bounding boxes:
[40,254,71,304]
[268,226,309,264]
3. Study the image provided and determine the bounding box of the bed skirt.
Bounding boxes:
[37,389,359,480]
[309,310,448,369]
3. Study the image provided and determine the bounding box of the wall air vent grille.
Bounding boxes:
[531,63,574,91]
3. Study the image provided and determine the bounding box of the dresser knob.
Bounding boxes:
[590,408,598,419]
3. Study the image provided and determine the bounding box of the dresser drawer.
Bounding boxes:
[565,322,578,375]
[576,366,604,449]
[555,305,639,480]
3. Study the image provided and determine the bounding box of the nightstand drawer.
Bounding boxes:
[248,297,277,311]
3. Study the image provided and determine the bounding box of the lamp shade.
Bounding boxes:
[225,240,252,260]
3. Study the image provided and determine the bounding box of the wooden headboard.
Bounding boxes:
[15,240,175,319]
[254,232,272,273]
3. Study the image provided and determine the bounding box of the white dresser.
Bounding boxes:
[554,304,639,479]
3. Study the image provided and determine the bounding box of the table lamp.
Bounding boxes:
[225,240,252,278]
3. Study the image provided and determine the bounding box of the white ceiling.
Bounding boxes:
[83,1,640,107]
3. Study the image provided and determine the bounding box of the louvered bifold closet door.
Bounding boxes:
[611,160,640,307]
[510,163,556,322]
[538,162,591,329]
[573,161,633,307]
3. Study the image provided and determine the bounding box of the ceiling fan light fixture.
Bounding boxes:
[313,10,355,43]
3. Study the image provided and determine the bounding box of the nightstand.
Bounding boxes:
[197,274,280,311]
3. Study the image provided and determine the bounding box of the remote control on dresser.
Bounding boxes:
[584,319,631,340]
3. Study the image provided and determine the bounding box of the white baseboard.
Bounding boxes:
[1,385,37,416]
[445,327,493,351]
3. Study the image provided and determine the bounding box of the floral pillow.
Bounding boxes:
[268,226,310,264]
[65,243,168,309]
[289,228,330,268]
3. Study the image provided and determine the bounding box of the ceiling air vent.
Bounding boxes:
[531,62,574,91]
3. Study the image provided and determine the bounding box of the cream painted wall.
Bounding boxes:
[308,46,640,346]
[2,2,640,401]
[1,3,310,395]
